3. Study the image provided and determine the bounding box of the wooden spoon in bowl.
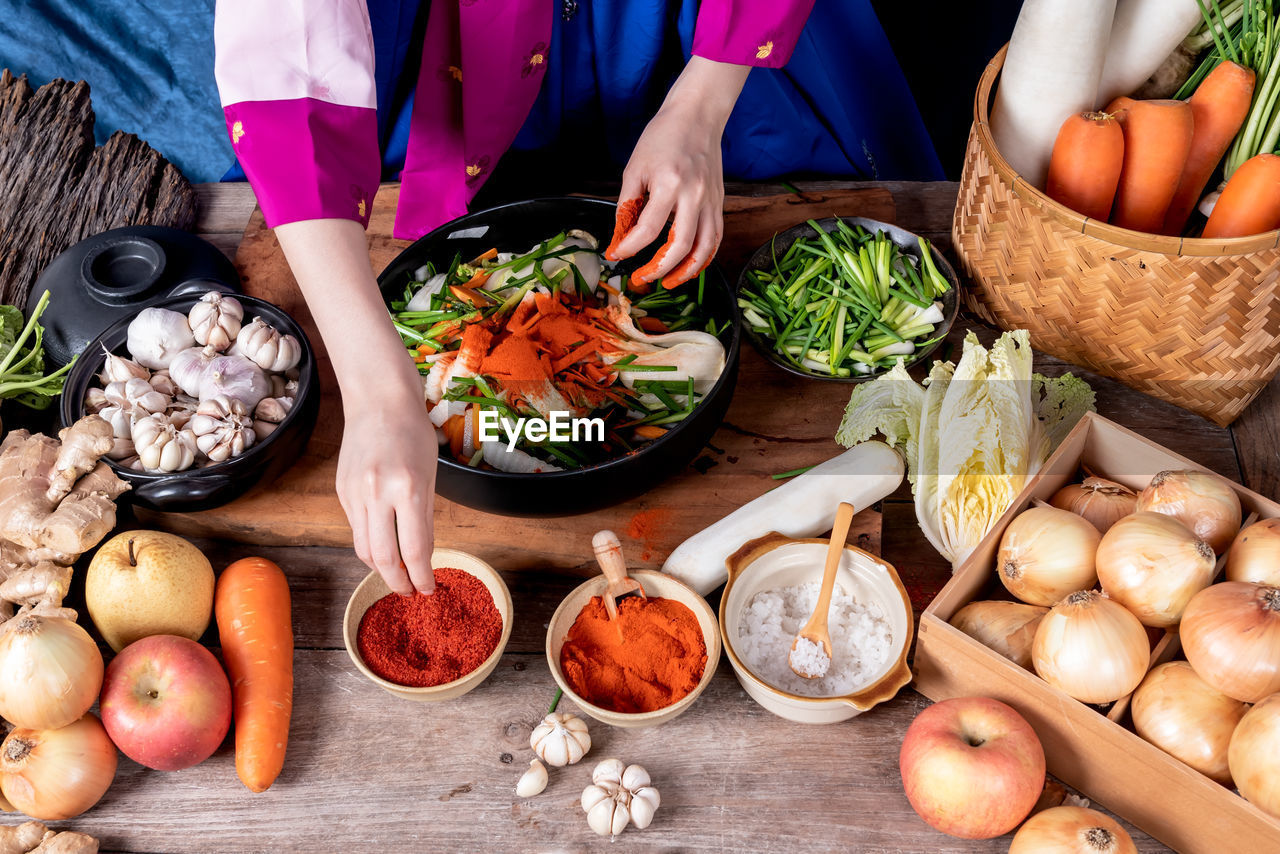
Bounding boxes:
[789,502,856,679]
[592,529,646,621]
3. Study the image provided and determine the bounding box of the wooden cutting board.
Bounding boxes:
[140,184,896,572]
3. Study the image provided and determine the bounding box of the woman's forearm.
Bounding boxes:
[660,56,751,130]
[274,219,423,414]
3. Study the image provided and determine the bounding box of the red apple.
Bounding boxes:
[899,696,1046,839]
[100,635,231,771]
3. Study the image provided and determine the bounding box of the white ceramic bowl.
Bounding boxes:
[720,533,913,724]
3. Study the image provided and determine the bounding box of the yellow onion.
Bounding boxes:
[1130,661,1247,785]
[996,506,1100,606]
[1227,518,1280,586]
[1095,512,1215,627]
[0,714,117,820]
[0,613,103,730]
[1033,590,1150,704]
[1051,477,1137,534]
[1182,582,1280,703]
[1008,806,1137,854]
[1229,694,1280,818]
[949,600,1048,669]
[1136,469,1242,554]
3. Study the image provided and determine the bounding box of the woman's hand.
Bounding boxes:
[606,56,751,287]
[275,218,438,595]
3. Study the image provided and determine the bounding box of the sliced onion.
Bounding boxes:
[1227,518,1280,586]
[1130,661,1247,785]
[949,600,1048,669]
[1051,477,1137,534]
[1136,469,1241,554]
[0,613,103,730]
[1032,590,1150,705]
[1095,512,1215,627]
[0,714,117,820]
[997,506,1100,606]
[1229,694,1280,818]
[1182,581,1280,703]
[1008,805,1137,854]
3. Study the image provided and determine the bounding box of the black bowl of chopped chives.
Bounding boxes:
[737,217,960,382]
[377,197,741,518]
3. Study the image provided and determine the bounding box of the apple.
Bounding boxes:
[899,696,1045,839]
[100,635,231,771]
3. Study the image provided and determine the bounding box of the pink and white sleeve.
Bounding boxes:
[214,0,381,228]
[691,0,817,68]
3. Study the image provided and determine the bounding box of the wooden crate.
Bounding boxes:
[914,411,1280,853]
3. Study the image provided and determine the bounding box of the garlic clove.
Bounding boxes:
[591,758,627,788]
[98,346,150,384]
[586,795,629,838]
[621,764,650,791]
[581,783,613,814]
[84,387,109,414]
[530,712,591,768]
[515,759,548,798]
[629,787,660,829]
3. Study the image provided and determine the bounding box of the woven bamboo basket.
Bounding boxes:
[953,45,1280,427]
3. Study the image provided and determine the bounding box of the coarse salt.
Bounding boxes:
[737,581,892,697]
[788,636,831,678]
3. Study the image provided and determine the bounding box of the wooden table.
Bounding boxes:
[69,181,1279,854]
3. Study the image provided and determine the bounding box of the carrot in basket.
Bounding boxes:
[1163,61,1256,235]
[1202,153,1280,239]
[1045,112,1124,221]
[1104,96,1137,123]
[216,557,294,794]
[1109,99,1195,233]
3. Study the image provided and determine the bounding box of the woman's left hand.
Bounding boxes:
[606,56,751,288]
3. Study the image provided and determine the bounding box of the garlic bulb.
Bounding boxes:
[132,414,197,472]
[98,405,132,440]
[106,436,135,461]
[148,370,179,397]
[580,759,660,837]
[97,346,149,384]
[253,396,294,441]
[199,354,270,409]
[515,759,548,798]
[188,292,244,351]
[189,396,256,462]
[166,396,198,430]
[127,307,195,369]
[169,345,220,396]
[236,317,301,373]
[84,387,109,414]
[530,712,591,767]
[104,377,169,416]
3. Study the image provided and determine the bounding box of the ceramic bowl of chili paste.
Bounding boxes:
[377,197,741,518]
[343,548,513,701]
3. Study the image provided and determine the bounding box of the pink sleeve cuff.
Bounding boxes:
[224,98,381,229]
[691,0,816,68]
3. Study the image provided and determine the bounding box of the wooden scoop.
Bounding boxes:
[592,529,646,621]
[789,502,856,679]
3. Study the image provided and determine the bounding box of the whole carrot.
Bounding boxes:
[1109,99,1195,233]
[1046,111,1124,220]
[1203,153,1280,239]
[1163,61,1256,235]
[216,557,294,793]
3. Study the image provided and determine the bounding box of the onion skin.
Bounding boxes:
[0,714,117,820]
[1131,662,1246,785]
[1230,694,1280,818]
[1051,477,1137,534]
[1032,590,1150,705]
[1227,518,1280,586]
[1136,469,1242,554]
[1182,582,1280,703]
[1008,805,1137,854]
[1095,512,1215,627]
[0,613,104,730]
[950,600,1048,669]
[997,507,1100,607]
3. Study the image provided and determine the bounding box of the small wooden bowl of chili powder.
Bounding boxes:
[546,569,721,728]
[343,549,513,701]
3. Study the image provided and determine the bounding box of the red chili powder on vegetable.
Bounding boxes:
[356,568,502,687]
[559,595,707,713]
[627,508,672,561]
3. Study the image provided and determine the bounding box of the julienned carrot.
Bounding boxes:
[215,557,294,794]
[1045,111,1124,221]
[1109,99,1195,234]
[1163,61,1256,235]
[1203,153,1280,239]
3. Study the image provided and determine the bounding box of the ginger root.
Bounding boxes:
[0,822,97,854]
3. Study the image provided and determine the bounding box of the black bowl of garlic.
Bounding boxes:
[59,291,320,511]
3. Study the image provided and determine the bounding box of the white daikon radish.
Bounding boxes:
[1097,0,1202,107]
[991,0,1117,188]
[661,442,905,595]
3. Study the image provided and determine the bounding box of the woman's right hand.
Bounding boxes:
[338,382,438,596]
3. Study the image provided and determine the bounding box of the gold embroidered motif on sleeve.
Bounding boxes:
[756,41,773,60]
